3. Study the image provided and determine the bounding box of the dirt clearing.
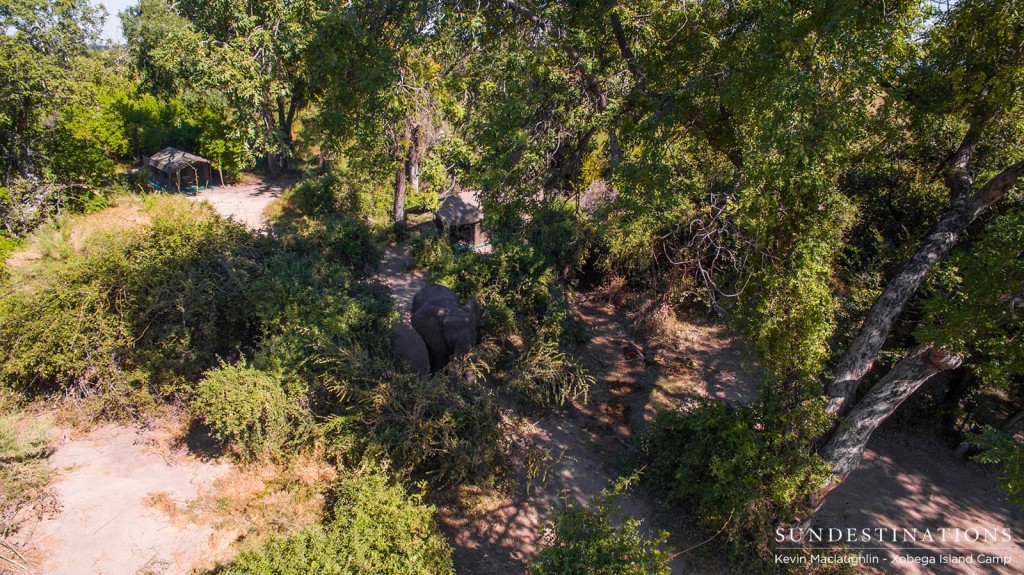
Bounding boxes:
[190,175,297,229]
[9,423,228,575]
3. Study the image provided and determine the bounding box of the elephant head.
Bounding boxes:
[411,303,480,373]
[411,283,460,316]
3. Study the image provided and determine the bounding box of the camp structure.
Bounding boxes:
[435,191,487,248]
[143,148,214,193]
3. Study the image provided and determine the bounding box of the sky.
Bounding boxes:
[95,0,134,43]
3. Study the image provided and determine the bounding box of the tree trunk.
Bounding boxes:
[815,345,962,504]
[266,153,279,177]
[394,164,407,234]
[408,126,421,195]
[1000,398,1024,433]
[608,128,623,171]
[827,156,1024,416]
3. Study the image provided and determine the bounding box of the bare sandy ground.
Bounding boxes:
[817,430,1024,575]
[189,175,296,229]
[21,424,229,575]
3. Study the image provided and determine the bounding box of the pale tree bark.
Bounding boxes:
[826,126,1024,415]
[408,125,422,195]
[815,345,963,504]
[394,164,407,232]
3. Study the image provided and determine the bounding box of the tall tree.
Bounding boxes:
[123,0,323,173]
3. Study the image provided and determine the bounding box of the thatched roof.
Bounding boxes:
[145,148,209,174]
[436,191,483,226]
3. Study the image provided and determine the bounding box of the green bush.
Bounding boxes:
[972,428,1024,506]
[193,363,290,460]
[426,242,592,410]
[531,478,670,575]
[409,231,453,272]
[509,339,593,408]
[523,202,601,284]
[640,402,831,572]
[282,173,343,218]
[0,201,261,408]
[319,350,515,489]
[213,467,455,575]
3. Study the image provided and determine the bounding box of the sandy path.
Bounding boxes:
[816,430,1024,575]
[23,424,228,575]
[376,242,429,320]
[190,175,296,229]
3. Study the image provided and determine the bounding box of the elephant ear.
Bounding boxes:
[462,299,481,327]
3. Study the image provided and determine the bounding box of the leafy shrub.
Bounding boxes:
[509,339,593,408]
[282,173,343,218]
[523,202,601,284]
[0,200,261,409]
[213,466,455,575]
[319,350,515,489]
[641,402,831,572]
[409,231,453,272]
[532,478,670,575]
[428,242,593,409]
[972,428,1024,506]
[193,363,290,460]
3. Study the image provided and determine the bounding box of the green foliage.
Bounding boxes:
[426,242,592,408]
[919,210,1024,389]
[408,231,453,272]
[509,339,593,408]
[193,362,290,460]
[531,478,670,575]
[0,200,260,410]
[319,350,514,489]
[522,202,600,284]
[283,173,344,218]
[641,403,831,571]
[972,428,1024,506]
[213,466,455,575]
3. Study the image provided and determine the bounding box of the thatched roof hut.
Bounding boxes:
[143,148,213,193]
[435,191,487,248]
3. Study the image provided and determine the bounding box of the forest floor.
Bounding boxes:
[434,291,759,575]
[5,414,334,575]
[375,230,755,574]
[8,420,230,575]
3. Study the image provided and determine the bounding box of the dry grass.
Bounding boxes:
[170,450,337,566]
[0,404,59,543]
[3,194,216,295]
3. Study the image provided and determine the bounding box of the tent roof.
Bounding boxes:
[436,191,483,225]
[146,147,209,173]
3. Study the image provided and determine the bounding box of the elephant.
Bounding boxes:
[390,322,431,376]
[409,283,481,373]
[411,283,461,315]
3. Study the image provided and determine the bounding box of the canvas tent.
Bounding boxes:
[435,191,487,248]
[143,148,213,192]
